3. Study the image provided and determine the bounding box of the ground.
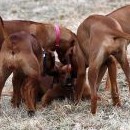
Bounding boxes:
[0,0,130,130]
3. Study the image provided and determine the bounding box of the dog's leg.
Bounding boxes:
[115,49,130,91]
[22,54,40,78]
[42,85,64,107]
[88,50,106,114]
[96,65,107,91]
[88,62,100,114]
[75,68,86,103]
[72,44,87,104]
[107,56,121,106]
[20,54,41,116]
[74,47,86,104]
[82,83,91,99]
[21,78,38,117]
[95,64,108,101]
[105,72,111,91]
[0,63,12,110]
[12,72,25,108]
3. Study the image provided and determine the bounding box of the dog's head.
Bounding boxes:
[43,50,55,70]
[53,46,76,89]
[42,49,75,89]
[55,30,77,64]
[53,63,75,90]
[43,50,58,76]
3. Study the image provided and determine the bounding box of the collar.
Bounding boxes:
[54,24,60,47]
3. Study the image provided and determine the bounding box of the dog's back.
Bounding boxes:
[107,5,130,34]
[0,31,41,71]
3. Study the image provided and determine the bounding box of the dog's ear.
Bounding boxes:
[60,64,72,73]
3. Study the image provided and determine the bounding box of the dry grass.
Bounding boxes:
[2,69,130,130]
[0,0,130,129]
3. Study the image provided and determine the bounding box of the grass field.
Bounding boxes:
[0,0,130,129]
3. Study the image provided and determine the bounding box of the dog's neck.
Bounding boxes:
[43,24,61,50]
[54,24,60,47]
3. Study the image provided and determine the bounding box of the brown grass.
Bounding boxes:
[0,0,130,129]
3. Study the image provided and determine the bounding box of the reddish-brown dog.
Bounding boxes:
[76,14,130,114]
[105,5,130,90]
[39,50,91,106]
[20,51,91,107]
[0,17,43,116]
[0,20,76,65]
[0,19,78,114]
[41,62,91,107]
[42,50,90,106]
[0,20,78,100]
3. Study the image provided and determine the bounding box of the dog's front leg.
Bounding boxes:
[72,43,87,104]
[42,85,64,107]
[74,68,86,104]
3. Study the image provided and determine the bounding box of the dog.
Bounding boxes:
[76,14,130,114]
[105,5,130,90]
[19,50,91,108]
[39,51,91,107]
[0,20,76,65]
[0,19,78,113]
[0,17,43,116]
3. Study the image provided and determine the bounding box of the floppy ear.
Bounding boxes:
[60,64,72,73]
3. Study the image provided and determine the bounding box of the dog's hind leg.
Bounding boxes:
[115,48,130,92]
[12,72,26,108]
[96,65,107,91]
[88,63,100,114]
[88,49,106,114]
[107,56,121,106]
[95,64,107,100]
[21,78,38,117]
[20,54,41,116]
[0,60,12,110]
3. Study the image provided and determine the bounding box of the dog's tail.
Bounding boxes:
[0,16,10,41]
[111,29,130,42]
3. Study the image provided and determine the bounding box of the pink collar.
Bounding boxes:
[54,24,60,47]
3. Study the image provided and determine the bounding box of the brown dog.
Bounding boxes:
[20,50,91,107]
[76,14,130,114]
[105,5,130,90]
[0,20,76,65]
[39,51,91,107]
[0,19,78,114]
[0,17,43,116]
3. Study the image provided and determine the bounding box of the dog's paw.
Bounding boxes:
[28,110,35,117]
